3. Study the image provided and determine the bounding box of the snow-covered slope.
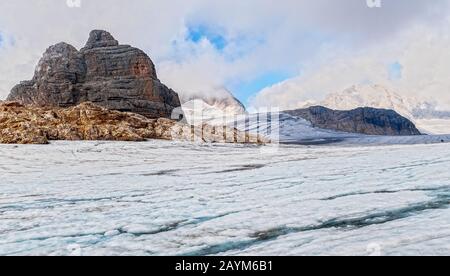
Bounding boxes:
[181,100,450,145]
[321,84,414,119]
[233,112,450,146]
[234,112,363,144]
[181,88,246,117]
[181,84,449,141]
[181,88,247,127]
[202,95,246,115]
[181,99,246,127]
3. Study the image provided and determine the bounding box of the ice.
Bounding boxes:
[0,140,450,256]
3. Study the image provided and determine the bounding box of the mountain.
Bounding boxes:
[321,84,414,119]
[228,106,426,146]
[182,85,422,139]
[7,30,181,119]
[411,101,450,119]
[181,89,246,126]
[321,84,450,120]
[285,106,421,136]
[320,84,450,134]
[181,88,246,115]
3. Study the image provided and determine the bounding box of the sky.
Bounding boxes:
[1,0,450,109]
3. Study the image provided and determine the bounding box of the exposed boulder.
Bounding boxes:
[7,30,181,119]
[285,106,422,136]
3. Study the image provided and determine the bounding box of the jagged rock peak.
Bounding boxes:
[82,30,119,50]
[7,30,181,119]
[45,42,79,55]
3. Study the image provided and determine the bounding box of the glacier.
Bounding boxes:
[0,140,450,256]
[181,100,450,145]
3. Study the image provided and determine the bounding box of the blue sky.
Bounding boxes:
[388,62,403,81]
[229,71,294,105]
[184,24,294,104]
[187,24,227,51]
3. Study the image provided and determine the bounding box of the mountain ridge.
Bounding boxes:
[284,105,422,136]
[321,84,450,121]
[7,30,181,119]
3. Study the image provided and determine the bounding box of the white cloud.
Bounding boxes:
[1,0,450,107]
[251,14,450,110]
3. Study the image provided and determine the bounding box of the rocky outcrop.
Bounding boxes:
[0,102,265,144]
[285,106,422,136]
[7,30,181,119]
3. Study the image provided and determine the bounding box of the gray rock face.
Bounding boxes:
[82,30,119,50]
[7,30,181,119]
[285,106,422,136]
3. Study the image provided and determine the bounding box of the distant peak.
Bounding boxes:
[46,42,78,54]
[83,30,119,50]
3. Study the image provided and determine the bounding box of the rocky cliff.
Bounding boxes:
[0,101,265,144]
[285,106,422,136]
[7,30,181,119]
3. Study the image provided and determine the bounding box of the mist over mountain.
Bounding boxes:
[181,88,246,115]
[411,102,450,119]
[318,84,450,121]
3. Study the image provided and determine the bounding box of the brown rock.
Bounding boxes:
[7,30,181,119]
[0,102,265,145]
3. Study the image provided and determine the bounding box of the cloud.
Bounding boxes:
[1,0,450,108]
[250,54,391,110]
[250,2,450,110]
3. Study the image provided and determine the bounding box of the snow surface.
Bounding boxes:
[1,141,450,256]
[416,119,450,135]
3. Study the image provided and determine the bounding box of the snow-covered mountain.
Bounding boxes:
[181,99,231,126]
[181,88,246,116]
[201,95,246,115]
[181,89,246,126]
[411,101,450,119]
[321,84,414,119]
[320,84,450,134]
[182,84,450,136]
